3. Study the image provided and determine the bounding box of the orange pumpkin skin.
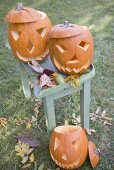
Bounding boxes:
[49,126,88,169]
[49,21,94,75]
[88,141,100,168]
[5,4,52,62]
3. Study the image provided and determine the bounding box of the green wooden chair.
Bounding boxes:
[19,61,95,134]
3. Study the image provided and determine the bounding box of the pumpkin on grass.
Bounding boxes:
[88,141,100,168]
[5,3,52,62]
[49,21,94,75]
[49,125,88,169]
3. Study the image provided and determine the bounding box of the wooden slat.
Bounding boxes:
[19,62,31,98]
[38,65,95,98]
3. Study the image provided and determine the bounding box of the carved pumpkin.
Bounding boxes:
[88,141,100,168]
[49,21,94,75]
[49,125,88,169]
[5,3,52,62]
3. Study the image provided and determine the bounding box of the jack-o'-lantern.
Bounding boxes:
[5,3,52,62]
[49,125,88,169]
[49,21,94,75]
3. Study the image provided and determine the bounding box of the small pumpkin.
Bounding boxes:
[88,141,100,168]
[5,3,52,62]
[49,125,88,169]
[49,21,94,75]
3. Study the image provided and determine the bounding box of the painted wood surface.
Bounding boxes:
[19,62,95,133]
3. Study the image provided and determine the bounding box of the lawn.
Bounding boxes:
[0,0,114,170]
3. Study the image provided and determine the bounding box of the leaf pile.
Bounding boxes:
[15,115,37,129]
[15,140,35,166]
[90,107,113,125]
[65,75,80,87]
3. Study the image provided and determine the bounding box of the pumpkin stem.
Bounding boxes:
[16,3,23,11]
[63,21,70,27]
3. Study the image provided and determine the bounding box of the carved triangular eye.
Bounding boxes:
[72,139,80,150]
[37,27,47,38]
[11,31,22,41]
[54,137,60,150]
[79,41,89,51]
[56,44,67,53]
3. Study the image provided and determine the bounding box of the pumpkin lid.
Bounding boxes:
[4,3,41,23]
[88,141,100,168]
[49,21,84,38]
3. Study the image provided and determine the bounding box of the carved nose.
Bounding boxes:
[67,54,79,64]
[27,39,35,53]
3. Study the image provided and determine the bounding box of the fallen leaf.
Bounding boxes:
[75,115,81,123]
[21,156,28,164]
[29,80,34,89]
[28,60,44,73]
[38,162,45,170]
[27,148,34,155]
[40,74,52,87]
[101,110,106,118]
[103,116,112,121]
[17,134,42,148]
[90,112,96,118]
[31,116,37,123]
[86,129,91,135]
[64,120,69,125]
[21,163,31,169]
[86,129,96,135]
[90,117,97,121]
[89,129,96,133]
[0,118,8,127]
[95,107,101,114]
[16,150,25,158]
[21,143,30,154]
[104,121,113,125]
[110,97,114,101]
[29,153,35,163]
[15,120,21,125]
[26,122,32,129]
[15,143,21,153]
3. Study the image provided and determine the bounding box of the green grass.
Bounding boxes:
[0,0,114,169]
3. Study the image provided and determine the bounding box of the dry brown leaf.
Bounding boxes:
[95,107,101,114]
[90,117,97,121]
[101,110,106,117]
[90,129,96,133]
[29,80,34,89]
[21,163,31,169]
[104,120,113,125]
[75,115,81,123]
[86,128,96,135]
[103,116,112,121]
[0,118,8,127]
[86,129,91,135]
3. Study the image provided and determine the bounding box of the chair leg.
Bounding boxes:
[80,81,91,129]
[43,96,56,134]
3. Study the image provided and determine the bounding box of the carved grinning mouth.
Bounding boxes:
[16,47,49,62]
[53,56,86,74]
[50,151,81,169]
